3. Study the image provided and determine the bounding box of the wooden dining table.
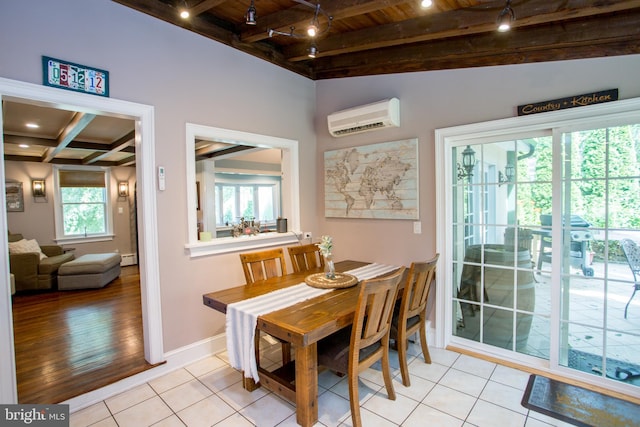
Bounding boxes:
[202,260,391,427]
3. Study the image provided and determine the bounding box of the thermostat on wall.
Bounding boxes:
[158,166,166,191]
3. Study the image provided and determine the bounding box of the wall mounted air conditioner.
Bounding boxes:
[327,97,400,137]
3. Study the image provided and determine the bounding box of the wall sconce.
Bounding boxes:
[457,145,477,181]
[118,181,129,198]
[32,179,46,198]
[499,163,515,186]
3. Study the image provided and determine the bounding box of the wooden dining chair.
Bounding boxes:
[239,248,291,366]
[287,243,325,273]
[390,254,439,386]
[239,248,288,284]
[317,267,405,427]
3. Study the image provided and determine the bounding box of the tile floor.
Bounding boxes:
[69,340,577,427]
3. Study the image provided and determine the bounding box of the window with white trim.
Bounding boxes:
[214,173,280,227]
[54,167,113,241]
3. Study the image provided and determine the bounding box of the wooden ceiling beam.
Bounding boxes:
[240,0,413,43]
[285,0,640,61]
[43,112,96,163]
[187,0,228,18]
[311,11,640,79]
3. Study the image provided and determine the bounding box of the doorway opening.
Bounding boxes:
[0,77,163,404]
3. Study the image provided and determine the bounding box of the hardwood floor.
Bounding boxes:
[11,265,156,403]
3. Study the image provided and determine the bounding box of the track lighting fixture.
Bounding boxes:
[245,0,257,26]
[253,1,332,48]
[497,0,515,32]
[308,43,318,58]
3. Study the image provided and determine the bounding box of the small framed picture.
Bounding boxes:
[6,182,24,212]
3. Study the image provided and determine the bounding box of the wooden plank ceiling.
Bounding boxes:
[112,0,640,80]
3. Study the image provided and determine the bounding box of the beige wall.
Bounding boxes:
[1,0,640,356]
[4,161,135,257]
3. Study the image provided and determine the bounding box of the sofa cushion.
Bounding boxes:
[58,253,121,275]
[38,252,75,275]
[9,238,47,260]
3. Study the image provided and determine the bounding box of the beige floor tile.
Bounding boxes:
[438,368,488,397]
[422,384,477,420]
[490,364,532,390]
[466,399,527,427]
[198,365,242,393]
[479,380,528,414]
[149,369,195,394]
[216,379,269,411]
[176,394,236,427]
[185,355,228,378]
[160,379,213,412]
[212,413,255,427]
[113,396,173,427]
[151,414,186,426]
[69,402,112,427]
[238,393,296,426]
[105,383,157,414]
[403,403,464,427]
[452,354,497,379]
[362,390,420,425]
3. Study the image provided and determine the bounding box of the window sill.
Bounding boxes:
[54,235,115,245]
[185,231,300,258]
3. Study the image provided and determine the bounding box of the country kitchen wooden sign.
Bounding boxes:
[517,89,618,116]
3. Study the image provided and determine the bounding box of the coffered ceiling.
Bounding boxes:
[113,0,640,80]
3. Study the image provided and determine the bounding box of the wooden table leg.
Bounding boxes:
[295,342,318,427]
[242,373,260,391]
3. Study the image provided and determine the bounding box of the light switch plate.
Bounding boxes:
[413,221,421,234]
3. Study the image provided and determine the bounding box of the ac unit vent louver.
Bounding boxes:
[327,98,399,137]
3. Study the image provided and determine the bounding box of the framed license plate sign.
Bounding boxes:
[42,56,109,97]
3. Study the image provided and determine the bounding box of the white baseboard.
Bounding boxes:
[63,333,227,412]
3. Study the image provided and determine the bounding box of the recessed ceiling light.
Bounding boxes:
[19,144,29,148]
[421,0,433,8]
[180,10,189,19]
[26,123,39,128]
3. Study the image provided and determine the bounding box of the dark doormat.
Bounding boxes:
[521,375,640,427]
[568,349,640,386]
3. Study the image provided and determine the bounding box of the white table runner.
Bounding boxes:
[226,263,399,381]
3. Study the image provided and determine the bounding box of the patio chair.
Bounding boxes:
[619,238,640,318]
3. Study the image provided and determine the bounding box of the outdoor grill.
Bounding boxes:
[538,214,594,277]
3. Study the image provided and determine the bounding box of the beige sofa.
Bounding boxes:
[8,233,75,292]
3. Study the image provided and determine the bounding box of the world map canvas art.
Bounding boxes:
[324,138,419,219]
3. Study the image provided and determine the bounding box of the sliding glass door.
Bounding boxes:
[438,99,640,394]
[558,125,640,385]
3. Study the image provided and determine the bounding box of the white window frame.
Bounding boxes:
[53,165,115,244]
[215,176,281,227]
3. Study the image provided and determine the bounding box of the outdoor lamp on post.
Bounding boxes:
[457,145,476,182]
[32,179,46,198]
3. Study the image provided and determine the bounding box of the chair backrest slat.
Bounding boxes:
[353,267,405,352]
[401,254,439,322]
[239,248,287,284]
[287,243,325,273]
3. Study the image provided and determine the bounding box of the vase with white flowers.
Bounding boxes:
[317,235,336,279]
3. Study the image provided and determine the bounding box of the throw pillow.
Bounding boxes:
[8,238,48,260]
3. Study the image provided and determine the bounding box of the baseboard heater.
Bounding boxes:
[120,253,138,266]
